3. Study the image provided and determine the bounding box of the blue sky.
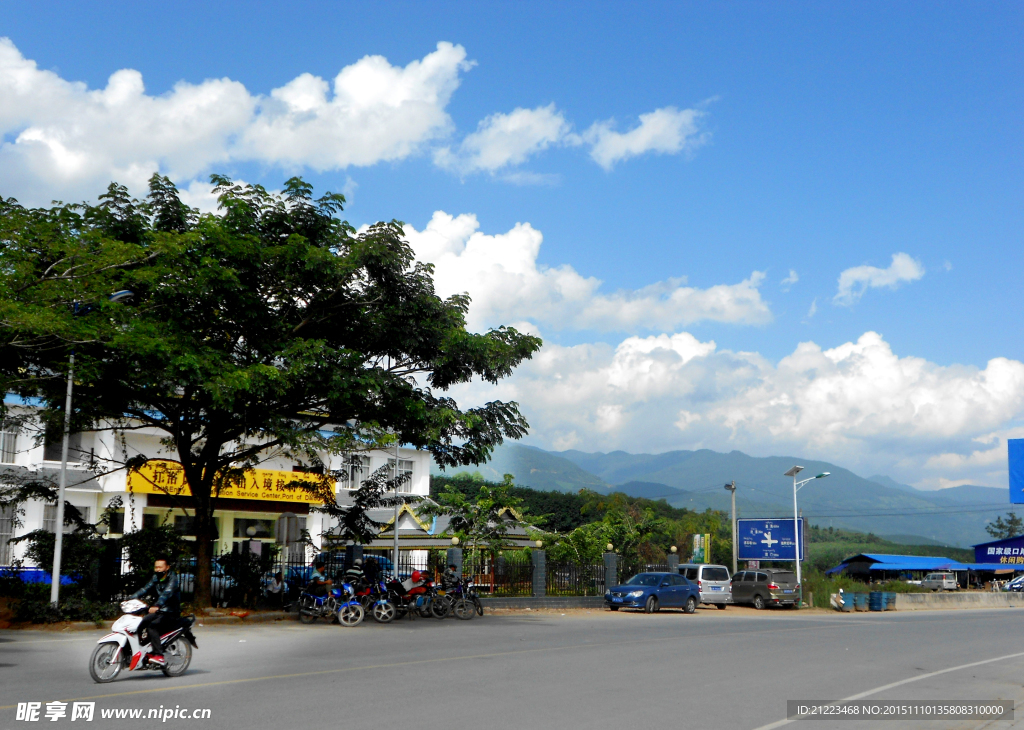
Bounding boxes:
[2,3,1022,487]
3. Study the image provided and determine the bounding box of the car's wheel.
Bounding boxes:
[716,602,727,610]
[161,637,192,676]
[372,600,396,624]
[609,606,619,611]
[338,603,364,627]
[683,596,697,614]
[753,594,766,610]
[89,643,122,683]
[644,596,659,613]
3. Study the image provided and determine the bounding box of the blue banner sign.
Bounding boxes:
[738,518,805,561]
[1010,439,1024,504]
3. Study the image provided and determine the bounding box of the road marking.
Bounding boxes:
[752,650,1024,730]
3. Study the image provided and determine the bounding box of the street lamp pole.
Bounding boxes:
[724,481,737,574]
[50,290,133,606]
[784,466,830,608]
[48,352,75,605]
[393,436,400,579]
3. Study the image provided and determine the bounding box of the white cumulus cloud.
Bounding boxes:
[434,104,573,173]
[0,37,471,204]
[834,252,925,305]
[400,211,772,332]
[450,330,1024,487]
[584,107,706,170]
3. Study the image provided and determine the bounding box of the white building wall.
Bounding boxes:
[2,404,433,565]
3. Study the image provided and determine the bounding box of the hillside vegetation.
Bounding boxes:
[435,443,1011,547]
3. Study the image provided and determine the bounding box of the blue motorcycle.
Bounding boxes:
[297,583,364,627]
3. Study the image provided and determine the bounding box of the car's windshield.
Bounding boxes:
[625,573,662,586]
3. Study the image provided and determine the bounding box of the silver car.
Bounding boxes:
[678,563,732,608]
[921,572,958,591]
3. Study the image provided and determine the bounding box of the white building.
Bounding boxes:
[0,396,431,566]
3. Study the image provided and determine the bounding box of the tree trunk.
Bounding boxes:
[193,499,215,608]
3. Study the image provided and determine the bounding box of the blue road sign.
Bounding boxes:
[738,518,805,561]
[1009,439,1024,504]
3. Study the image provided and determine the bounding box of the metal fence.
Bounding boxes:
[546,561,605,596]
[617,561,671,584]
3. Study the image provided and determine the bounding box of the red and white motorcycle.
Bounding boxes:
[89,599,198,683]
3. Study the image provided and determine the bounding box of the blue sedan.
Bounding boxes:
[605,572,700,613]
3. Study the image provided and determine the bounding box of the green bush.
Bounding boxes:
[10,584,118,624]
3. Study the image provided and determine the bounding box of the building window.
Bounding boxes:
[142,513,159,530]
[42,504,56,533]
[387,458,414,493]
[173,515,195,536]
[0,427,18,464]
[42,504,88,533]
[43,431,83,463]
[340,455,371,489]
[0,504,14,565]
[108,510,125,535]
[233,518,274,539]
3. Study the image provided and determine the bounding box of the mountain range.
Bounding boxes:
[432,444,1013,548]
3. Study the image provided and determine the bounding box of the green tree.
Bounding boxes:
[420,474,532,555]
[0,175,541,605]
[986,512,1024,540]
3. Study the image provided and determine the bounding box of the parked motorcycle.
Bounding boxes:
[355,580,399,624]
[297,583,364,626]
[438,578,479,620]
[89,599,197,683]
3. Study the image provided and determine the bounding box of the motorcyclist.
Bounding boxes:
[344,558,365,588]
[128,555,180,666]
[403,570,429,597]
[442,563,460,589]
[307,559,332,597]
[363,556,381,587]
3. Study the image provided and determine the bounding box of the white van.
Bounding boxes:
[677,564,732,608]
[921,572,958,591]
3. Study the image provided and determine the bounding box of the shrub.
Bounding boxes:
[12,584,118,624]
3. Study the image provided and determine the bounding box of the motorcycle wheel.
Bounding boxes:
[453,599,474,620]
[298,596,318,624]
[161,637,192,677]
[338,603,364,627]
[430,597,449,619]
[89,643,122,684]
[472,596,484,616]
[372,601,396,624]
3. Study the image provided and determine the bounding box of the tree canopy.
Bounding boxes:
[986,512,1023,540]
[0,175,542,605]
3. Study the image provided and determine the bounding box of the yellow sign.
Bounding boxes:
[126,460,325,504]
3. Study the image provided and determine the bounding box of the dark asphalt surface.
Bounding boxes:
[2,605,1024,730]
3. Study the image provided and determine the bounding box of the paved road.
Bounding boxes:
[2,606,1024,729]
